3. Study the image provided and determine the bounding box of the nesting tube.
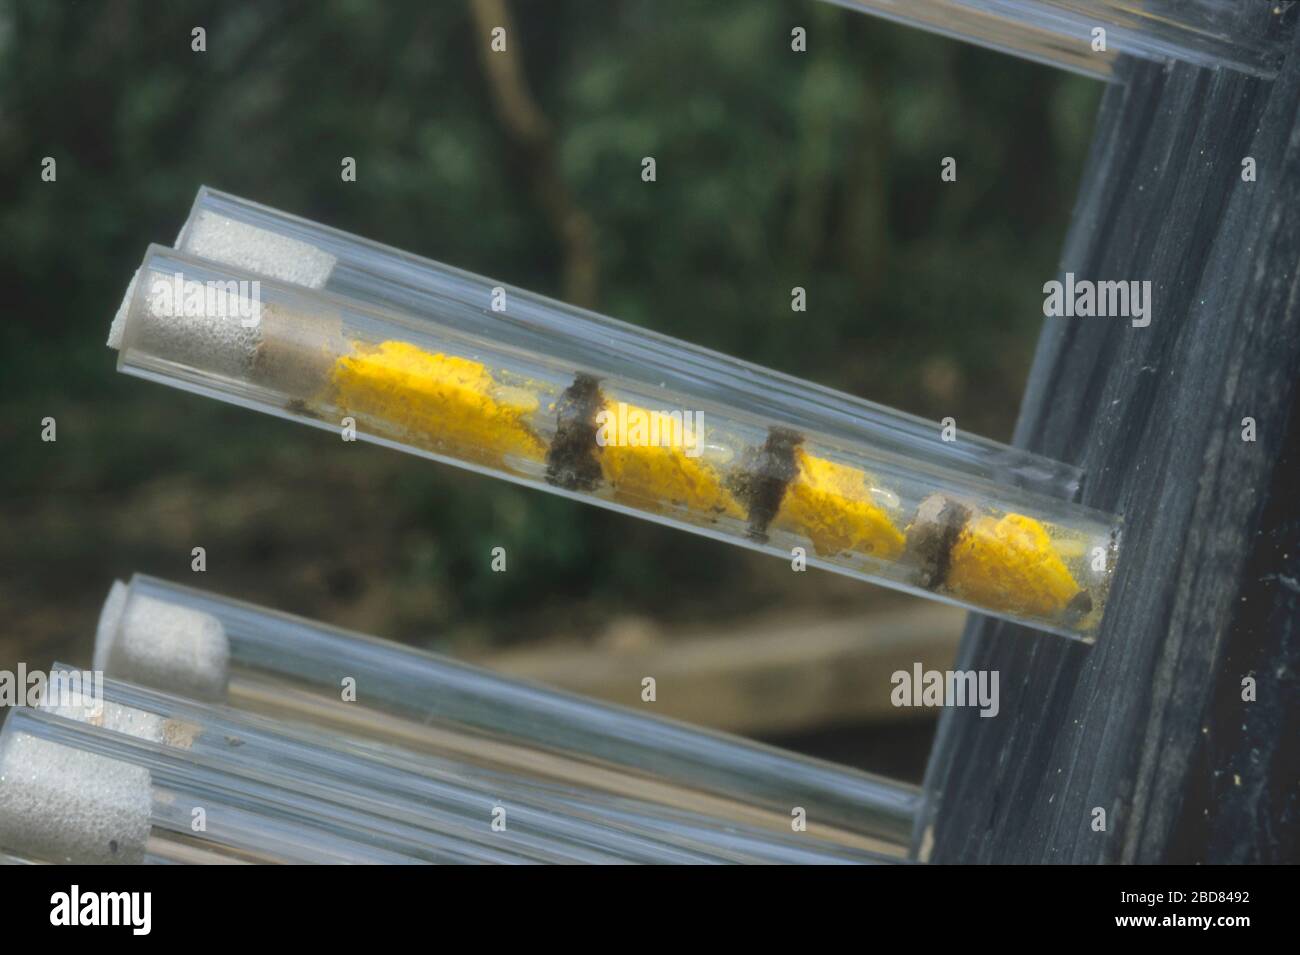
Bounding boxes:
[0,705,500,864]
[93,575,921,849]
[0,720,152,864]
[59,663,894,864]
[825,0,1287,81]
[110,193,1121,639]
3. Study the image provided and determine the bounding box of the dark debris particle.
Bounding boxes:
[546,373,606,492]
[1067,589,1094,616]
[904,493,972,590]
[728,426,803,543]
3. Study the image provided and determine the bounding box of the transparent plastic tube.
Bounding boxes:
[823,0,1288,80]
[0,708,434,864]
[96,574,919,851]
[45,666,713,865]
[170,188,1084,501]
[112,225,1120,640]
[59,665,892,865]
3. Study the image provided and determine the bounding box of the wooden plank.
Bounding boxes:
[920,7,1300,863]
[479,605,964,737]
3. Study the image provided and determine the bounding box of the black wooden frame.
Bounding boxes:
[918,4,1300,864]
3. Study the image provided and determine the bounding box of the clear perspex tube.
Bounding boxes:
[97,575,919,851]
[55,665,893,865]
[823,0,1288,81]
[111,197,1122,641]
[168,188,1086,502]
[0,707,437,864]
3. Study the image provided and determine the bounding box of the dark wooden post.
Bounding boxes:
[919,8,1300,864]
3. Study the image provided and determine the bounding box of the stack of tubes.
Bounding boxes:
[108,188,1122,641]
[2,185,1126,863]
[0,576,915,864]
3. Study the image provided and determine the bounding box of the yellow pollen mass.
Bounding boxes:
[330,341,545,468]
[946,512,1081,618]
[598,401,744,518]
[775,448,905,559]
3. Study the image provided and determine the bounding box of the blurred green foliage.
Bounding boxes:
[0,0,1100,663]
